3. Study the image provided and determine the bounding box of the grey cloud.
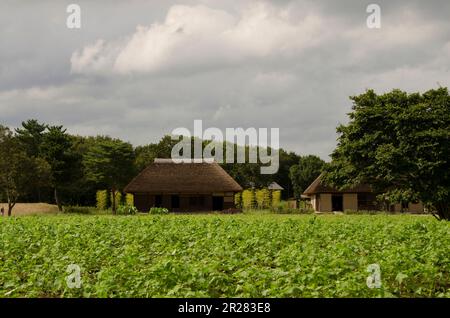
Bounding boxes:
[0,0,449,160]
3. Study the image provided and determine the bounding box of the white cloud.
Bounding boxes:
[71,3,326,75]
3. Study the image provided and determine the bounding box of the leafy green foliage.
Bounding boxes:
[134,135,177,171]
[12,120,81,206]
[14,119,47,158]
[0,214,448,297]
[110,191,122,209]
[242,189,281,210]
[149,207,169,215]
[125,194,134,207]
[63,206,100,214]
[324,88,450,220]
[289,155,326,199]
[272,201,300,214]
[41,125,80,211]
[96,190,109,210]
[271,190,281,207]
[0,125,51,216]
[221,148,300,199]
[234,192,242,209]
[255,189,271,209]
[83,138,135,214]
[241,190,255,209]
[117,205,138,215]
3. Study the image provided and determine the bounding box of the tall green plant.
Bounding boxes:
[96,190,109,210]
[234,192,242,209]
[255,189,271,209]
[111,191,123,208]
[242,189,255,209]
[126,193,134,206]
[272,190,281,208]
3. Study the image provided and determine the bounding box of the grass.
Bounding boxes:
[0,213,449,298]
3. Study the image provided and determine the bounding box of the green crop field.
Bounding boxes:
[0,214,449,298]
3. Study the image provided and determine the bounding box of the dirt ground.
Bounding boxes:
[0,203,59,217]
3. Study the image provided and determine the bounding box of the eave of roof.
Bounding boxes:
[303,174,372,195]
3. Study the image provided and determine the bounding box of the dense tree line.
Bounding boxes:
[2,88,447,219]
[0,120,322,214]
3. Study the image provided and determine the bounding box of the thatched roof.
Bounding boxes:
[303,174,372,195]
[124,159,243,193]
[268,182,284,190]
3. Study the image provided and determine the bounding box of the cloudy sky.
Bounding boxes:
[1,0,449,160]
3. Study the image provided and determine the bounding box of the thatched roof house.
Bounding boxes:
[124,159,242,212]
[303,174,424,213]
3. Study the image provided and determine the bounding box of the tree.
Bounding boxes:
[221,143,277,189]
[276,150,301,198]
[83,138,135,214]
[15,119,48,201]
[0,126,51,216]
[324,88,450,220]
[134,135,186,171]
[40,126,78,211]
[289,155,326,199]
[135,143,159,171]
[15,119,47,157]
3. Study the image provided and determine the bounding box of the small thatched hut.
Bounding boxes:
[124,159,242,212]
[303,174,424,213]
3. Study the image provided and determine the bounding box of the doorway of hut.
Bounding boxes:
[212,196,224,211]
[332,194,343,212]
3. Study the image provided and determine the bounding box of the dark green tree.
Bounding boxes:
[14,119,49,201]
[61,135,107,206]
[83,138,135,214]
[41,126,78,211]
[289,155,326,199]
[276,150,301,198]
[324,88,450,220]
[0,125,51,216]
[14,119,47,157]
[134,135,185,171]
[135,143,159,171]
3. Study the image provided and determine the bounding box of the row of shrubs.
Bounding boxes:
[116,205,169,215]
[65,204,169,215]
[235,189,282,210]
[115,205,170,215]
[88,189,313,215]
[235,189,315,214]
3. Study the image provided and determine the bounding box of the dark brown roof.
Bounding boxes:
[303,174,372,195]
[124,159,243,193]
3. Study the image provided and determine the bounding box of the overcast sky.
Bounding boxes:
[0,0,449,160]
